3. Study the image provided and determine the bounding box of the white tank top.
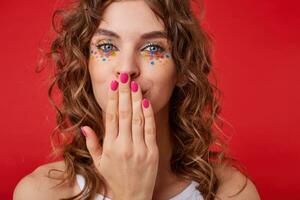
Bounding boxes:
[76,174,204,200]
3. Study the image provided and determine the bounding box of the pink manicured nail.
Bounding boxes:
[120,72,129,83]
[81,127,87,137]
[131,81,138,92]
[142,98,149,108]
[111,80,118,91]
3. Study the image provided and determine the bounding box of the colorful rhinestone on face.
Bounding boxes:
[90,39,172,65]
[90,40,117,62]
[141,50,171,65]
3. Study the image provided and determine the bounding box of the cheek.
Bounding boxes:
[150,72,177,114]
[140,53,177,113]
[90,46,118,63]
[88,54,117,111]
[141,51,172,66]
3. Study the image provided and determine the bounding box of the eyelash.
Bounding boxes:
[95,42,165,53]
[96,42,117,52]
[141,43,165,53]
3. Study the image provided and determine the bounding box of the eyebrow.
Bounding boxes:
[94,28,167,40]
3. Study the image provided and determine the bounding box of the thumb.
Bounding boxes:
[81,126,103,163]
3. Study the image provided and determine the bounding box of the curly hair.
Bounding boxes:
[37,0,249,199]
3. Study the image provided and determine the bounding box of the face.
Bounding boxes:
[88,0,178,116]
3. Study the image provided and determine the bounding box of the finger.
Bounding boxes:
[81,126,103,163]
[142,98,157,152]
[105,79,119,141]
[118,72,132,142]
[131,81,145,146]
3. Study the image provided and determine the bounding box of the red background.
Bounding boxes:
[1,0,299,199]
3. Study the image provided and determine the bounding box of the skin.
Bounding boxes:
[13,1,261,200]
[86,1,184,198]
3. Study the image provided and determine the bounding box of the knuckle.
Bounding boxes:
[119,110,131,118]
[119,87,130,93]
[106,112,118,122]
[132,115,144,126]
[132,95,140,102]
[145,127,156,135]
[145,114,152,120]
[144,113,153,120]
[136,150,147,162]
[109,94,117,100]
[120,150,133,160]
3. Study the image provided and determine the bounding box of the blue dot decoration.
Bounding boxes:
[102,58,106,61]
[150,61,155,65]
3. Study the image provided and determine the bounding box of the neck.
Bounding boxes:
[152,103,178,192]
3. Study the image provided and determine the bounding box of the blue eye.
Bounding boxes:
[142,44,165,53]
[96,43,117,53]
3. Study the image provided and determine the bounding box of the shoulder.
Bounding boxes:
[13,160,78,200]
[213,164,261,200]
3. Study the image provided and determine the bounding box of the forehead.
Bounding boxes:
[98,1,165,37]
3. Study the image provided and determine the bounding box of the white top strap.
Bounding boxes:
[76,174,204,200]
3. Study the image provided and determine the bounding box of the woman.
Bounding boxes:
[14,0,260,199]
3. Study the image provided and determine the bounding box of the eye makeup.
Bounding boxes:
[90,39,118,62]
[141,42,172,65]
[89,39,172,65]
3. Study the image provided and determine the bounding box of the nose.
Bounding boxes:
[115,51,140,81]
[116,67,139,81]
[116,70,138,81]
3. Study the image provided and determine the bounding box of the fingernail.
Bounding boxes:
[111,80,118,91]
[131,81,138,92]
[81,127,87,137]
[120,72,128,84]
[142,98,149,108]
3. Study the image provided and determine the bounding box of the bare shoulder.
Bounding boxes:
[213,164,261,200]
[13,160,78,200]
